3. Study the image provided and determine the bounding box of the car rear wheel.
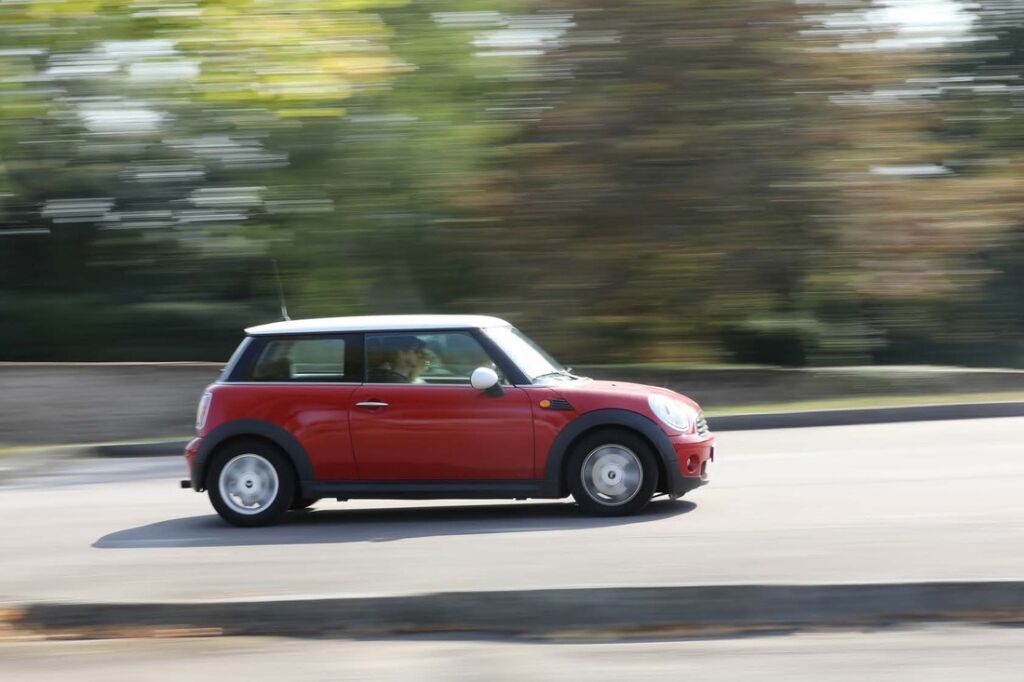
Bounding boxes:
[207,440,295,527]
[567,429,658,516]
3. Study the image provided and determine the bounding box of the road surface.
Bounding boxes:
[1,418,1022,603]
[2,626,1023,681]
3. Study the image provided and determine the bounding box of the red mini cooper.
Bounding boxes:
[183,315,714,526]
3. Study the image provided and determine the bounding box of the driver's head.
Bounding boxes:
[385,335,428,379]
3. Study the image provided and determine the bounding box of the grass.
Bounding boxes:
[704,391,1024,416]
[581,362,1024,374]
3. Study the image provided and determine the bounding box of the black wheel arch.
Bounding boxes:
[191,419,315,492]
[542,409,681,497]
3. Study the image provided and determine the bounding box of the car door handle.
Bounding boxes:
[355,401,389,409]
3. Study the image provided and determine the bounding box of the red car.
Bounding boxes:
[183,315,714,526]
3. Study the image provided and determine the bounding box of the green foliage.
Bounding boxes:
[0,0,1021,365]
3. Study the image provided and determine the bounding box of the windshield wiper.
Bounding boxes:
[532,369,583,382]
[532,370,571,381]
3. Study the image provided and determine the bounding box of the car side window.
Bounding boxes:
[240,336,354,383]
[365,331,506,385]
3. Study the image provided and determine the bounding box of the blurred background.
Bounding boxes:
[1,0,1021,367]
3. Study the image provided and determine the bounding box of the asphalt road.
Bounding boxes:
[1,417,1023,604]
[3,626,1023,681]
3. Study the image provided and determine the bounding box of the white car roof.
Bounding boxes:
[246,315,511,336]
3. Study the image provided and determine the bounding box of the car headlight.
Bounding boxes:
[648,394,695,433]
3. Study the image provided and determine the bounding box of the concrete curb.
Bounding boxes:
[89,440,190,458]
[707,401,1024,431]
[6,582,1024,641]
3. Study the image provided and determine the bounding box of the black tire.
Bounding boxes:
[290,497,320,511]
[567,428,659,517]
[206,439,295,527]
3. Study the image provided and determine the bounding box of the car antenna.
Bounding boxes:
[271,259,290,321]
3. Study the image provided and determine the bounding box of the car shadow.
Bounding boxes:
[93,499,697,549]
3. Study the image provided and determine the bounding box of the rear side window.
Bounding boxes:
[232,335,357,383]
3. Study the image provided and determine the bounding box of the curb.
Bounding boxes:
[708,401,1024,431]
[6,582,1024,641]
[88,440,190,458]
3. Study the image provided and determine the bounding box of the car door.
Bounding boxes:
[349,330,534,480]
[231,333,362,481]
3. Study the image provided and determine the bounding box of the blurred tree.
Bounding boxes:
[461,0,1023,366]
[0,0,1021,366]
[834,0,1024,366]
[0,0,411,359]
[444,0,873,363]
[283,2,528,318]
[919,0,1024,366]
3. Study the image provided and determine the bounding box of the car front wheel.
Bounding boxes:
[567,429,659,517]
[207,440,295,527]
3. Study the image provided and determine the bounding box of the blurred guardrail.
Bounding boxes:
[1,363,1022,446]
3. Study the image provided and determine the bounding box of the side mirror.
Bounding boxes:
[470,367,503,396]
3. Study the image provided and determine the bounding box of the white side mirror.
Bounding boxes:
[470,367,500,391]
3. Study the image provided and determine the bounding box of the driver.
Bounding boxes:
[368,335,429,383]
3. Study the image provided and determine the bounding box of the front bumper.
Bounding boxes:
[665,436,714,498]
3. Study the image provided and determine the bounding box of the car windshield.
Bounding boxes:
[484,326,570,382]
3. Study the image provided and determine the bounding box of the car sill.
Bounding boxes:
[302,480,558,500]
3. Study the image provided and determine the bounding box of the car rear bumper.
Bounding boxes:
[184,437,203,491]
